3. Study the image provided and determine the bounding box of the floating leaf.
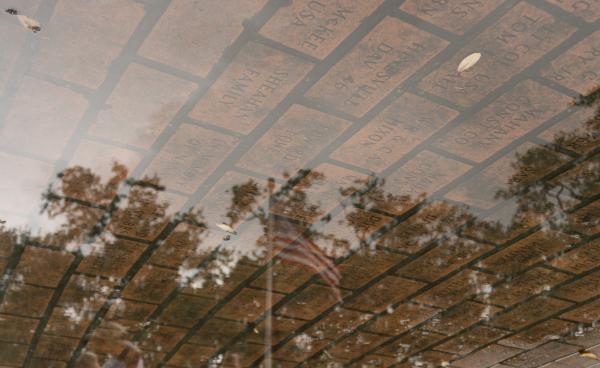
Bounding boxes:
[580,351,600,360]
[17,14,41,33]
[216,223,237,234]
[457,52,481,73]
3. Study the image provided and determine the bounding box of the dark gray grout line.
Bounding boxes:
[22,254,84,366]
[25,70,96,98]
[81,134,148,154]
[185,118,246,140]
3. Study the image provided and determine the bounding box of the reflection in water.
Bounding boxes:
[0,90,598,367]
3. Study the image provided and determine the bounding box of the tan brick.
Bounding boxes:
[503,341,579,368]
[445,143,568,209]
[238,105,349,178]
[159,294,215,327]
[109,189,186,241]
[306,17,447,117]
[277,284,342,320]
[89,64,196,149]
[398,239,493,282]
[329,332,388,360]
[377,201,472,253]
[569,200,600,235]
[305,308,371,340]
[140,1,267,77]
[553,269,600,302]
[477,267,571,307]
[0,341,27,366]
[14,246,74,287]
[45,306,93,338]
[0,314,38,344]
[366,303,439,336]
[67,139,144,204]
[246,315,304,345]
[32,0,144,88]
[376,329,445,358]
[34,334,79,361]
[538,108,598,155]
[351,354,397,368]
[261,0,383,59]
[422,301,501,335]
[149,222,207,268]
[338,249,404,289]
[272,337,330,362]
[77,239,147,278]
[190,42,313,134]
[415,269,498,308]
[184,263,258,301]
[435,80,569,163]
[489,296,572,330]
[452,344,522,368]
[0,76,88,160]
[332,93,458,172]
[252,262,315,294]
[168,344,215,367]
[0,283,53,317]
[143,123,239,193]
[561,299,600,323]
[345,276,425,313]
[420,3,574,107]
[122,265,179,304]
[379,151,471,215]
[58,274,114,311]
[189,317,245,347]
[139,324,187,352]
[500,319,577,349]
[551,238,600,274]
[269,163,367,223]
[437,325,507,355]
[400,0,503,34]
[217,288,284,322]
[479,230,577,275]
[105,299,156,332]
[547,0,600,21]
[223,341,268,367]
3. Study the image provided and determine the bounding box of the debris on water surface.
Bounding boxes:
[457,52,481,73]
[17,14,41,33]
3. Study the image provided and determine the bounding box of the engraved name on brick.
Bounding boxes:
[237,105,350,178]
[144,124,239,193]
[190,42,313,134]
[260,0,384,59]
[400,0,504,34]
[542,29,600,94]
[331,93,458,172]
[419,2,574,106]
[306,17,448,117]
[434,80,569,162]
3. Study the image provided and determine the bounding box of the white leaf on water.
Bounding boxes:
[16,14,40,32]
[216,223,237,234]
[457,52,481,73]
[580,351,600,360]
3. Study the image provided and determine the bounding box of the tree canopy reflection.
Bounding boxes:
[0,90,597,368]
